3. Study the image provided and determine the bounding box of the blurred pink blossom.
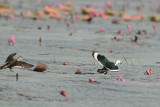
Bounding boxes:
[117,77,125,82]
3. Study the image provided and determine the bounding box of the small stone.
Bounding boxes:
[75,68,82,74]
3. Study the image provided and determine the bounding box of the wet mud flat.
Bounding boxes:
[0,0,160,107]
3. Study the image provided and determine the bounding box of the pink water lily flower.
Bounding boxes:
[153,24,156,29]
[106,1,111,8]
[117,77,125,82]
[130,36,134,42]
[56,3,62,8]
[59,90,68,101]
[8,36,15,46]
[127,25,131,34]
[100,28,105,32]
[89,78,96,82]
[8,36,15,43]
[10,15,14,20]
[114,34,118,40]
[117,30,122,35]
[144,69,152,75]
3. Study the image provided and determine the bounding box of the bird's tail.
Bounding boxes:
[0,66,3,70]
[0,64,7,70]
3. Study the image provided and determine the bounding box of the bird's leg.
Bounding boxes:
[97,69,103,73]
[103,67,110,75]
[97,67,109,74]
[104,72,108,75]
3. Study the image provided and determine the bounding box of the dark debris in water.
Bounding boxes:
[88,81,101,84]
[68,79,101,84]
[75,68,82,74]
[75,68,96,75]
[17,93,46,101]
[16,73,18,81]
[155,62,160,64]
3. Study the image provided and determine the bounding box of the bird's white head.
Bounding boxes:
[92,51,98,61]
[17,56,23,61]
[115,60,121,65]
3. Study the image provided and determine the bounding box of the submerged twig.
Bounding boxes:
[16,73,18,81]
[48,53,57,64]
[128,58,133,65]
[123,56,128,64]
[120,52,134,65]
[120,52,128,64]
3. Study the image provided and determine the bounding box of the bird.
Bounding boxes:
[134,36,138,42]
[0,54,23,72]
[136,30,147,35]
[92,51,120,74]
[5,53,17,63]
[0,53,47,72]
[87,16,92,24]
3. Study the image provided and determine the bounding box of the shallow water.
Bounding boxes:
[0,0,160,107]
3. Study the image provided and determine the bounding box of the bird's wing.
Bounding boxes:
[97,54,112,67]
[12,61,34,68]
[0,62,9,70]
[5,53,16,63]
[92,52,114,67]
